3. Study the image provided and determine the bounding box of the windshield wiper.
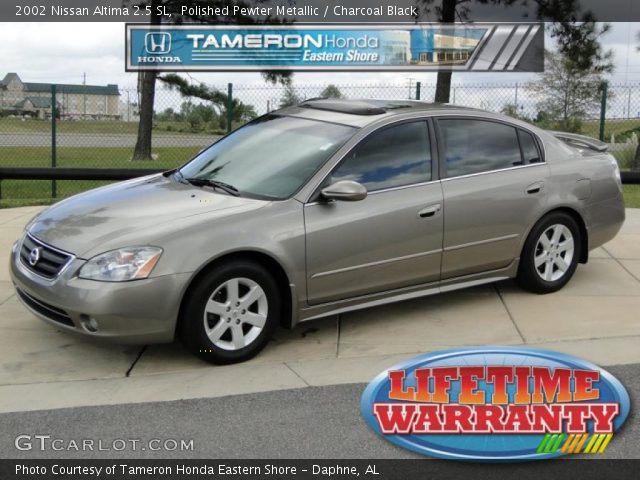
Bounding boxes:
[184,177,240,196]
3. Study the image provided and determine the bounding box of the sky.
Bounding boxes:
[0,22,639,89]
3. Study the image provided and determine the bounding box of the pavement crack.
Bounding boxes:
[284,362,310,387]
[494,283,527,344]
[0,294,15,308]
[125,345,147,377]
[603,246,640,283]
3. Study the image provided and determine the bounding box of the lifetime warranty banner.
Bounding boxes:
[125,24,543,72]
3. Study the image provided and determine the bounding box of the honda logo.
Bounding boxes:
[145,32,172,54]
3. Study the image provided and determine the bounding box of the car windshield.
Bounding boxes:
[178,115,357,200]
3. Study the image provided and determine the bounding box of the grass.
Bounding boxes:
[573,119,640,141]
[624,184,640,208]
[0,117,234,135]
[0,146,200,207]
[1,144,639,208]
[0,146,199,168]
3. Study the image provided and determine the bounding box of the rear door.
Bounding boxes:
[435,117,550,279]
[304,120,444,305]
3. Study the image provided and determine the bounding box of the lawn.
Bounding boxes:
[0,146,199,168]
[0,146,200,207]
[0,117,231,135]
[1,145,639,209]
[624,184,640,208]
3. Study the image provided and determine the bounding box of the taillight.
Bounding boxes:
[610,155,622,191]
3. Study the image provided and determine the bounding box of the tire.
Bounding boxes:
[516,212,582,294]
[179,260,281,364]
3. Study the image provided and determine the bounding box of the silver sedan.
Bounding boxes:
[10,100,625,364]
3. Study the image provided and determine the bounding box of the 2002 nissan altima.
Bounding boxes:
[10,99,625,364]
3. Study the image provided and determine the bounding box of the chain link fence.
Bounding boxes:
[1,81,639,206]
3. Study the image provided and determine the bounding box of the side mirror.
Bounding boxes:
[321,180,368,202]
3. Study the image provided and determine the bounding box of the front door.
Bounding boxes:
[304,120,444,305]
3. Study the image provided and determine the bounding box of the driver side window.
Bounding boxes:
[330,121,432,192]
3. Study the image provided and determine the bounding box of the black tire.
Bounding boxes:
[516,212,582,294]
[179,260,281,365]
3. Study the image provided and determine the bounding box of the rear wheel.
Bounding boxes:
[516,212,581,294]
[180,260,280,364]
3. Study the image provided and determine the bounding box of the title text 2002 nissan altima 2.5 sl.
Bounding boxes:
[10,100,625,364]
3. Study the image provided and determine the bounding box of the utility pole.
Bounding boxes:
[83,72,87,118]
[407,78,416,100]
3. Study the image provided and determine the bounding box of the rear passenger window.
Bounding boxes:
[439,119,523,178]
[518,129,542,164]
[331,121,431,191]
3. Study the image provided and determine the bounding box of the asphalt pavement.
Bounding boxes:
[0,363,637,459]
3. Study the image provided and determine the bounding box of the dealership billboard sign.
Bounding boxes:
[125,24,543,72]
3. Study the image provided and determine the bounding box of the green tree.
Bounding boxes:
[417,1,613,103]
[280,85,301,108]
[156,107,176,121]
[500,103,529,122]
[126,0,293,160]
[529,50,608,133]
[159,73,258,130]
[186,110,204,130]
[320,85,344,99]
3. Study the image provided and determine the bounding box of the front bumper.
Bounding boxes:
[9,235,191,345]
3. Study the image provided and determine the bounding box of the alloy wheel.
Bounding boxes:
[534,224,575,282]
[203,277,268,351]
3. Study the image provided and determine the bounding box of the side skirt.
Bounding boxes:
[295,259,519,325]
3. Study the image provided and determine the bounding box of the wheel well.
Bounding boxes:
[177,251,293,332]
[544,207,589,263]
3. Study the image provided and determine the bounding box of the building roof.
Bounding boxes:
[1,72,20,86]
[1,72,119,96]
[14,96,57,109]
[24,82,119,96]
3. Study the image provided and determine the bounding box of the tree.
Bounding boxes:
[320,85,344,99]
[501,103,529,122]
[529,50,607,133]
[159,73,257,130]
[222,100,258,125]
[279,84,301,107]
[417,1,613,103]
[125,0,293,160]
[186,110,204,130]
[130,0,162,160]
[156,107,176,121]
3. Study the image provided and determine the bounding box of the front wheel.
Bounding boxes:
[516,212,581,294]
[179,261,281,364]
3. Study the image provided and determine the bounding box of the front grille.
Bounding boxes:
[15,288,75,327]
[20,234,73,279]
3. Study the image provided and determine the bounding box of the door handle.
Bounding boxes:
[418,204,441,218]
[526,182,544,195]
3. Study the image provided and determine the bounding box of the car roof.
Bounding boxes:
[277,98,486,128]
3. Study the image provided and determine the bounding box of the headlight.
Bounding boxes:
[78,246,162,282]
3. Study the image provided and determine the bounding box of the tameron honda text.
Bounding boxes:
[361,347,629,461]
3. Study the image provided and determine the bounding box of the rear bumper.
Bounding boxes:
[9,235,190,345]
[587,191,626,250]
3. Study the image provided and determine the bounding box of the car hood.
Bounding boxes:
[27,174,268,258]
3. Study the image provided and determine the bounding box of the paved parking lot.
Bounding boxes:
[0,206,639,413]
